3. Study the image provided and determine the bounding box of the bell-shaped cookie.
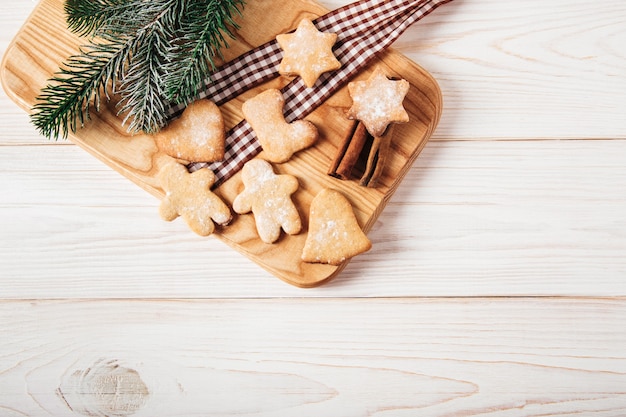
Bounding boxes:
[302,188,371,265]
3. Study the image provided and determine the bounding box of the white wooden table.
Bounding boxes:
[1,0,625,415]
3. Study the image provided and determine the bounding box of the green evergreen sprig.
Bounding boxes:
[31,0,245,139]
[163,0,243,104]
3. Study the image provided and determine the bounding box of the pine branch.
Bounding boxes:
[31,0,246,139]
[95,0,184,37]
[164,0,245,104]
[65,0,133,36]
[116,21,172,134]
[30,39,132,139]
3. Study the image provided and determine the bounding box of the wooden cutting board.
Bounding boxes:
[0,0,442,287]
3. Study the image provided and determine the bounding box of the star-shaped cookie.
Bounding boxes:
[276,18,342,88]
[346,67,410,137]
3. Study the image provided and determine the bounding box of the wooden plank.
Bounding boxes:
[313,0,626,141]
[383,0,626,141]
[0,1,45,145]
[0,0,444,287]
[1,139,625,298]
[3,0,626,146]
[1,298,625,416]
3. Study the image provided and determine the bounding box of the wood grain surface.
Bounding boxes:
[1,298,626,417]
[1,139,625,298]
[1,0,443,287]
[1,0,626,415]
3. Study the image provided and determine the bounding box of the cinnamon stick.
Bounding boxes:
[328,120,370,180]
[360,125,394,188]
[329,119,395,187]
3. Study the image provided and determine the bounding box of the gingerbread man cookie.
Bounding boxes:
[346,66,410,137]
[277,18,342,88]
[242,89,318,163]
[233,159,302,244]
[158,162,232,236]
[302,188,372,265]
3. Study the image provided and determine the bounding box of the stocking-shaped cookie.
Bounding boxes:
[233,159,301,243]
[302,188,372,265]
[242,89,318,163]
[158,162,232,236]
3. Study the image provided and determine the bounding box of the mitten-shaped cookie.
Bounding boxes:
[233,159,302,243]
[158,162,231,236]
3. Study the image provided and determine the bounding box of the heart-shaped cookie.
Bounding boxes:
[302,188,372,265]
[155,100,225,163]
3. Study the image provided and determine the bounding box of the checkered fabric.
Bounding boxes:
[170,0,453,187]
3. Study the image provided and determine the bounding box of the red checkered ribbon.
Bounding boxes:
[172,0,453,187]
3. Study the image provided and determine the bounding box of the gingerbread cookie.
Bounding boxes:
[155,100,225,162]
[158,162,231,236]
[242,89,318,163]
[302,188,372,265]
[346,66,410,137]
[233,159,302,244]
[277,18,342,88]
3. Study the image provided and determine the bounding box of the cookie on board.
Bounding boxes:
[155,100,225,163]
[233,159,302,244]
[277,18,342,88]
[346,66,410,137]
[242,89,318,163]
[302,188,372,265]
[158,162,232,236]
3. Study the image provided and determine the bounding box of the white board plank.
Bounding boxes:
[1,140,625,297]
[0,298,625,417]
[3,0,626,145]
[330,0,626,140]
